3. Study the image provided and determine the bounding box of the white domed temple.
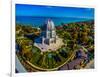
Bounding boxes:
[42,19,56,45]
[34,19,64,52]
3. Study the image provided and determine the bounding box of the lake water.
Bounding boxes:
[16,16,93,27]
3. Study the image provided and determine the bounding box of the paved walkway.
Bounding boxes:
[34,37,64,52]
[16,55,27,73]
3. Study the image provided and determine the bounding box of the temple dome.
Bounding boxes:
[46,19,55,30]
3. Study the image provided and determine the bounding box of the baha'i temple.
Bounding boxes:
[34,19,64,52]
[42,19,56,45]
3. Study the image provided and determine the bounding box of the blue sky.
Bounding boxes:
[16,4,94,19]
